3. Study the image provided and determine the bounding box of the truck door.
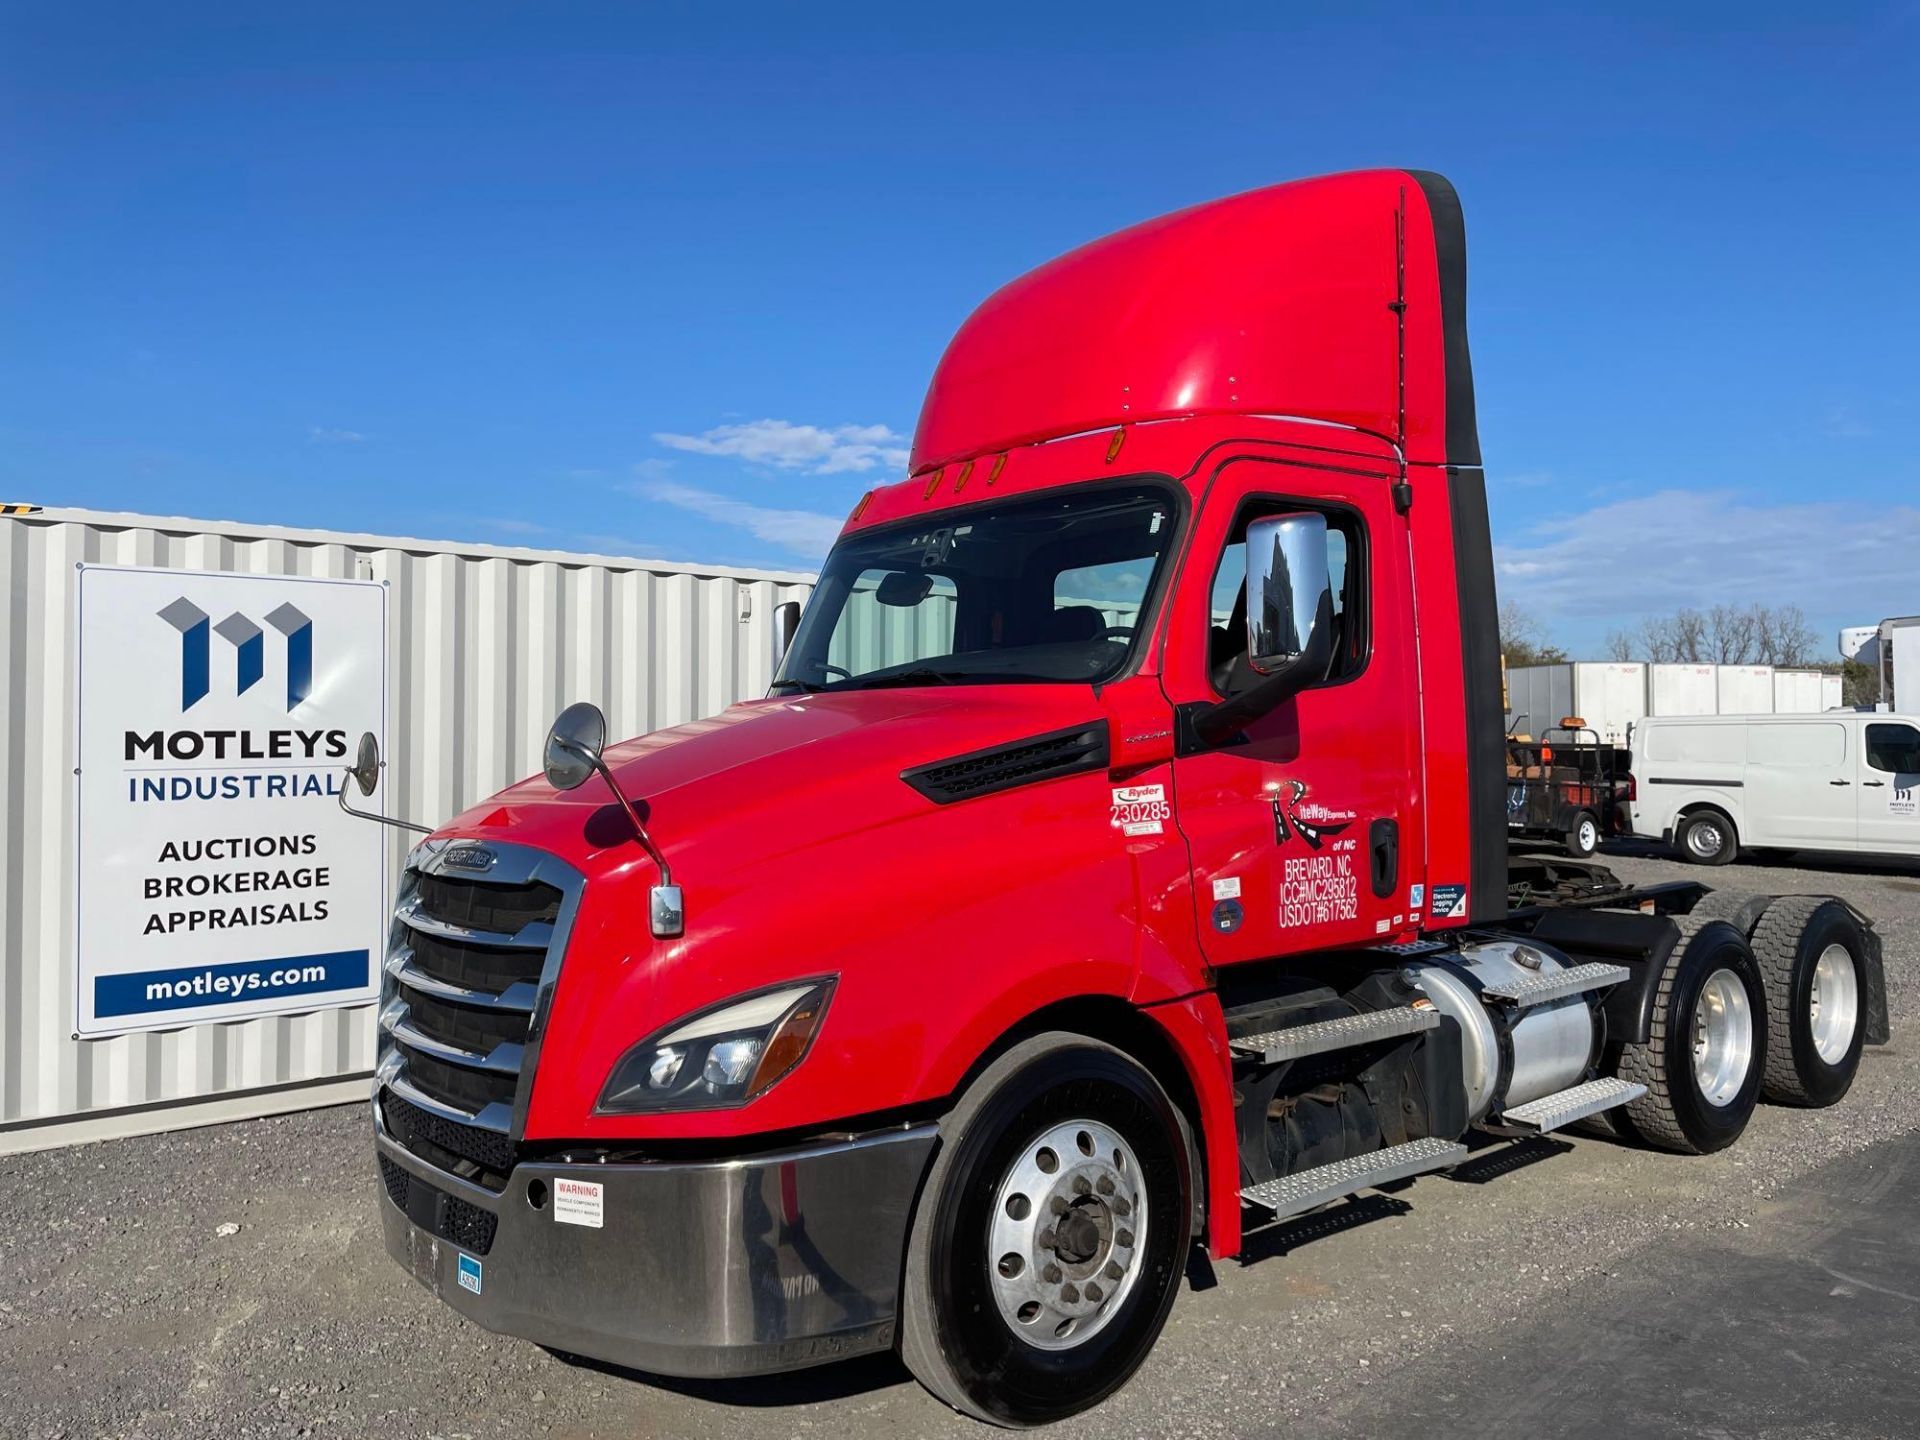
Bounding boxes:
[1163,456,1422,963]
[1858,718,1920,853]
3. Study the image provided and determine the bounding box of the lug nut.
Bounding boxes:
[1096,1175,1115,1196]
[1113,1198,1132,1217]
[1043,1262,1063,1283]
[1117,1228,1135,1248]
[1085,1282,1103,1302]
[1104,1261,1124,1281]
[1049,1195,1069,1216]
[1038,1226,1056,1250]
[1072,1175,1092,1196]
[1060,1283,1080,1304]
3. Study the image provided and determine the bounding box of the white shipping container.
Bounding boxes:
[1772,668,1835,713]
[1715,664,1774,716]
[1504,662,1647,746]
[1649,663,1719,717]
[0,508,815,1153]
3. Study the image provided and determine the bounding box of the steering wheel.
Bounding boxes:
[1096,625,1136,643]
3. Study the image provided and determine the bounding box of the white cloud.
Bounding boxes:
[653,419,910,475]
[309,426,365,444]
[1495,487,1920,650]
[635,479,842,558]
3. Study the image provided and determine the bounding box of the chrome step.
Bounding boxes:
[1230,1006,1440,1064]
[1478,961,1630,1008]
[1240,1136,1468,1220]
[1489,1077,1646,1135]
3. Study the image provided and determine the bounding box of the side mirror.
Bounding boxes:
[1192,511,1335,748]
[1245,512,1332,676]
[544,701,608,791]
[347,731,380,797]
[772,599,802,669]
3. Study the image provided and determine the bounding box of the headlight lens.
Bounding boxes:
[596,979,835,1113]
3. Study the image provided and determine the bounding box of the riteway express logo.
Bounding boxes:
[159,597,313,711]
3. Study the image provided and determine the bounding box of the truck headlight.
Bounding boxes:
[596,979,835,1113]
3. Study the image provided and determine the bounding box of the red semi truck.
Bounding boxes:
[363,170,1890,1425]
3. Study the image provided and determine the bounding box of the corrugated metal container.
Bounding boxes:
[1649,663,1719,717]
[1504,662,1645,746]
[1715,664,1775,716]
[0,508,813,1152]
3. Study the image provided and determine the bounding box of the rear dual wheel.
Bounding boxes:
[1750,896,1868,1107]
[1616,917,1766,1153]
[900,1034,1189,1427]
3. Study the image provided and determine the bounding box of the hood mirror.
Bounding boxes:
[543,701,608,792]
[542,700,683,939]
[772,598,802,669]
[336,730,431,835]
[347,731,381,797]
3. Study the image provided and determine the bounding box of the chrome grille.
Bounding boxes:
[376,839,584,1191]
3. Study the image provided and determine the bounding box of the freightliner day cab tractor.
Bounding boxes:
[356,170,1891,1425]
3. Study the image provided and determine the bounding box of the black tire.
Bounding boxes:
[1749,896,1869,1107]
[1563,811,1600,858]
[1677,808,1738,866]
[1686,888,1772,936]
[1615,917,1766,1154]
[899,1033,1189,1427]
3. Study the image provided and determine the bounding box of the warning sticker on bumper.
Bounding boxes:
[553,1177,605,1229]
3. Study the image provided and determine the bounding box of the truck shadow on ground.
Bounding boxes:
[546,1346,914,1408]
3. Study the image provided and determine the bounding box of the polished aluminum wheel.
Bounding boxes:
[1809,942,1860,1065]
[986,1119,1147,1350]
[1692,966,1755,1106]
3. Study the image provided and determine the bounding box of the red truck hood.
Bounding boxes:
[437,685,1103,876]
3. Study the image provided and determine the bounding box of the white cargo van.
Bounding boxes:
[1628,712,1920,864]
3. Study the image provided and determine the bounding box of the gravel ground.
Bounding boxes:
[3,846,1916,1439]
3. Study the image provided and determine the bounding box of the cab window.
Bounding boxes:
[1206,505,1365,697]
[1865,723,1920,774]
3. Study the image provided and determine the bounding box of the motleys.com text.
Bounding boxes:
[145,962,331,1002]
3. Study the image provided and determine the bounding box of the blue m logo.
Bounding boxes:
[158,598,312,711]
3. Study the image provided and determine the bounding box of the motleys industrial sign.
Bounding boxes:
[74,565,387,1037]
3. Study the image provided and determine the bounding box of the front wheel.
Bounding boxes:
[899,1033,1189,1427]
[1678,809,1738,866]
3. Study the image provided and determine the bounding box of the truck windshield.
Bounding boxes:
[773,483,1178,693]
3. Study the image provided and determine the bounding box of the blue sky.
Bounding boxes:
[5,2,1917,656]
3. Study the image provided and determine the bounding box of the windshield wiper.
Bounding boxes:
[846,668,970,691]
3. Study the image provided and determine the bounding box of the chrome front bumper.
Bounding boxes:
[374,1103,937,1378]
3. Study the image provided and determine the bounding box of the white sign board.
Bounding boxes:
[74,565,387,1037]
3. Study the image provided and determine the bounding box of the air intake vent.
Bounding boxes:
[903,722,1109,804]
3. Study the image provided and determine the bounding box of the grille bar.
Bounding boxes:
[395,894,555,949]
[387,950,538,1013]
[383,1005,526,1073]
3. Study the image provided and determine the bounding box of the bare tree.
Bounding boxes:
[1604,629,1635,661]
[1753,604,1820,666]
[1640,608,1709,663]
[1499,600,1567,667]
[1708,604,1758,664]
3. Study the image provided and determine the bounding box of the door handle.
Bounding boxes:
[1864,780,1887,788]
[1829,779,1852,786]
